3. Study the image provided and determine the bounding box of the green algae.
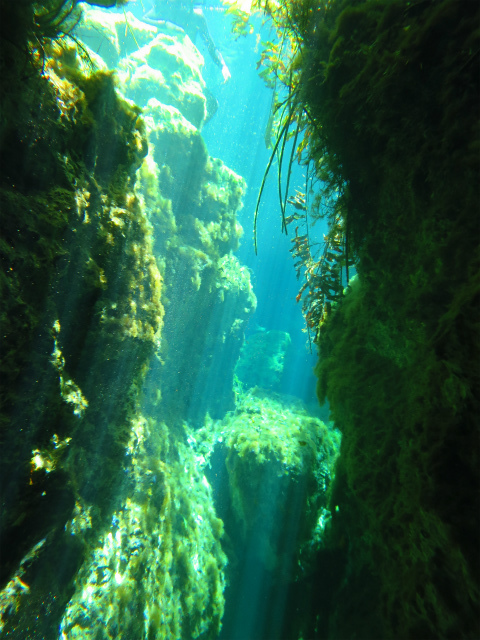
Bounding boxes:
[195,388,341,582]
[284,0,480,636]
[0,31,164,635]
[60,418,227,640]
[0,10,258,637]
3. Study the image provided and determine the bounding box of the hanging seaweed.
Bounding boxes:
[224,0,356,344]
[285,185,354,348]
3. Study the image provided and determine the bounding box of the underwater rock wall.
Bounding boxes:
[0,5,253,638]
[296,1,480,638]
[111,18,255,423]
[137,100,253,422]
[0,36,163,634]
[235,329,292,391]
[60,416,227,640]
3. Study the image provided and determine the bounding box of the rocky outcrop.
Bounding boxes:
[0,6,253,638]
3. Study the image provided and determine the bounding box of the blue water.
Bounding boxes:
[200,7,325,408]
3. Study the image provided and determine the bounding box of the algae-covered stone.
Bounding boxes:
[295,0,480,637]
[136,93,253,422]
[216,254,253,302]
[211,389,340,580]
[235,329,292,390]
[117,32,207,128]
[0,38,164,636]
[73,6,158,69]
[60,418,227,640]
[142,98,209,203]
[74,7,208,127]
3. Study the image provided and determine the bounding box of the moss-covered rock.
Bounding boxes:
[73,6,158,69]
[118,31,207,128]
[285,0,480,637]
[136,95,254,424]
[60,418,227,640]
[0,34,163,636]
[211,388,341,580]
[235,329,292,390]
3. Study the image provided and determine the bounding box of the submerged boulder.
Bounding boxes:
[117,32,207,129]
[203,388,341,580]
[235,329,292,391]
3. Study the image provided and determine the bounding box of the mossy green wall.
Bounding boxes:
[0,6,250,637]
[0,30,164,633]
[298,0,480,637]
